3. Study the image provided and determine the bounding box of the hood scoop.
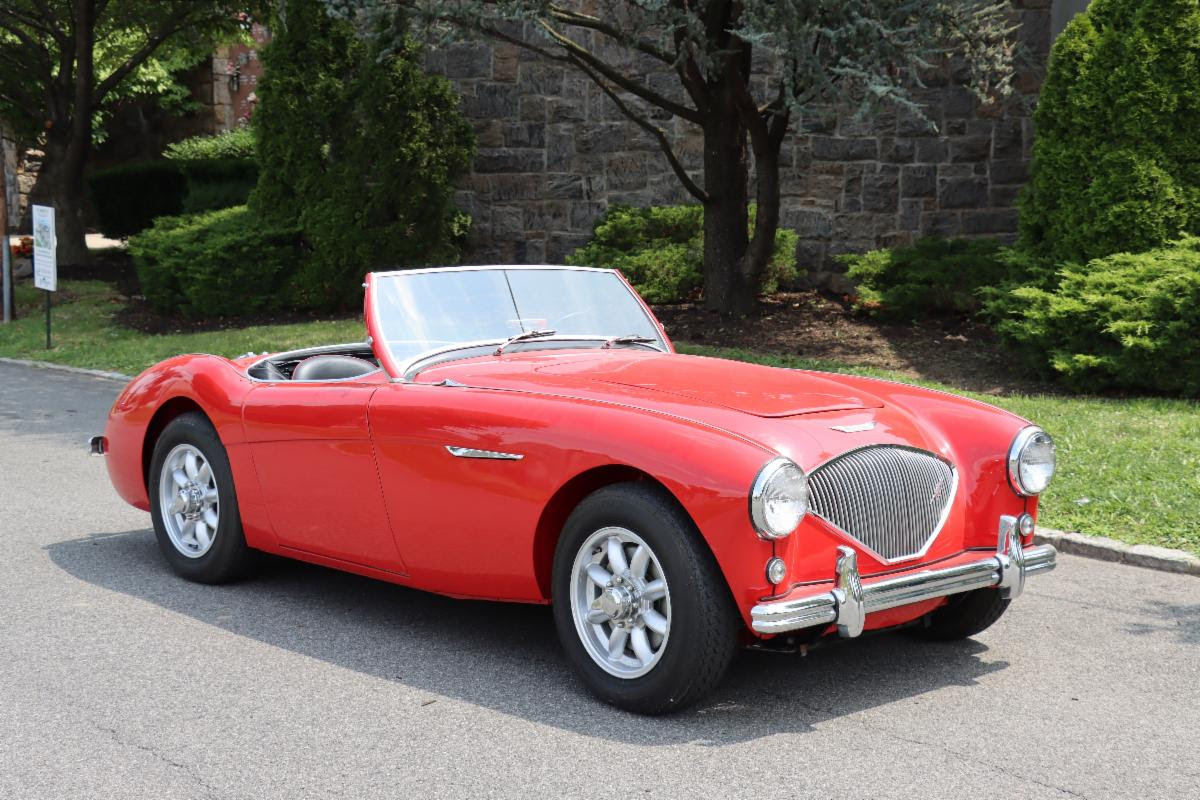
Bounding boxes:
[536,353,883,418]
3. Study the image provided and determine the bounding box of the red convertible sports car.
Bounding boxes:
[93,265,1058,713]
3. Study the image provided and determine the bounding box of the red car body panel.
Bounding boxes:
[102,276,1039,637]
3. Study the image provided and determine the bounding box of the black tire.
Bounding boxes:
[148,412,254,584]
[552,483,740,715]
[911,587,1010,641]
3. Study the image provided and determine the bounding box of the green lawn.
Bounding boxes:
[2,281,1196,556]
[0,280,364,376]
[679,345,1200,558]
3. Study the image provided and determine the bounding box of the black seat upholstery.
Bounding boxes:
[291,354,377,381]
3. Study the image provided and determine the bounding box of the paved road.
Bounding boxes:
[1,361,1197,800]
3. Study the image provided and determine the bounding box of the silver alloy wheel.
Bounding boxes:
[569,526,672,679]
[158,443,220,559]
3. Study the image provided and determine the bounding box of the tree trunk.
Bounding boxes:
[28,137,90,267]
[741,133,784,299]
[700,98,753,315]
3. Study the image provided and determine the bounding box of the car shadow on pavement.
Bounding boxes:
[48,529,1010,746]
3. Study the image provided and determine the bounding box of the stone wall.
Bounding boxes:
[1,124,38,232]
[428,1,1053,290]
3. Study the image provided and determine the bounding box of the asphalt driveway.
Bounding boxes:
[1,360,1197,799]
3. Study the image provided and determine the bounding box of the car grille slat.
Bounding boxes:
[807,445,956,562]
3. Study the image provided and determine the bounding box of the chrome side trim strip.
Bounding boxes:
[750,517,1057,636]
[444,445,524,461]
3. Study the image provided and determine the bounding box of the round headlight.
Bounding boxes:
[750,458,809,539]
[1008,426,1056,496]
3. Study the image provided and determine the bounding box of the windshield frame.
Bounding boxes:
[364,265,672,381]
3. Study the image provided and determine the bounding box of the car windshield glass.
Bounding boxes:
[371,267,664,366]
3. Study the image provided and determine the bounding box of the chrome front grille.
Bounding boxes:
[807,445,957,562]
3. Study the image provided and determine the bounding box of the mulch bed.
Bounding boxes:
[655,292,1059,396]
[74,252,1054,395]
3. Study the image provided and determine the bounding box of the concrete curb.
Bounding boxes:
[0,356,131,383]
[1036,527,1200,577]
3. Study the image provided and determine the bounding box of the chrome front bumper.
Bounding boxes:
[751,514,1057,637]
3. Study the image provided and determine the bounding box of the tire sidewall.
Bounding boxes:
[148,413,246,583]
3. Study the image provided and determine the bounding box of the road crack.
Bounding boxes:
[856,722,1090,799]
[84,716,221,799]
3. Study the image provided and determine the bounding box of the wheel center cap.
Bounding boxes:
[180,484,204,517]
[600,585,635,620]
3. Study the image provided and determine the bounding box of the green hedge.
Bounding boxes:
[129,206,301,319]
[1019,0,1200,265]
[991,237,1200,396]
[568,204,800,303]
[164,127,255,161]
[87,161,187,238]
[166,130,258,214]
[838,236,1028,319]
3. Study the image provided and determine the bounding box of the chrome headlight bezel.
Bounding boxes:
[1007,426,1056,497]
[750,457,809,540]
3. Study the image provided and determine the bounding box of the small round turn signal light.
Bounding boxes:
[766,557,787,585]
[1017,513,1036,538]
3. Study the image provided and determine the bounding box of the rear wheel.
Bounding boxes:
[912,588,1010,641]
[149,412,254,584]
[552,483,739,714]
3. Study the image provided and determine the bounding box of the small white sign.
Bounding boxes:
[32,204,56,292]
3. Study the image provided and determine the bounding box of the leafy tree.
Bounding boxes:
[324,0,1017,314]
[0,1,244,264]
[1019,0,1200,265]
[250,0,474,310]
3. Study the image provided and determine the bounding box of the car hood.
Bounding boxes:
[417,350,883,418]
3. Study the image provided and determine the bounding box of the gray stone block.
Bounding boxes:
[961,208,1019,234]
[950,136,991,163]
[921,210,961,235]
[939,177,989,209]
[862,166,899,213]
[546,173,585,200]
[915,138,949,163]
[812,136,878,161]
[464,83,519,118]
[901,165,936,198]
[991,159,1030,185]
[475,148,544,174]
[502,123,545,149]
[443,44,492,79]
[781,207,833,238]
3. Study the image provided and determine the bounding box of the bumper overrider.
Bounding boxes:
[751,514,1057,637]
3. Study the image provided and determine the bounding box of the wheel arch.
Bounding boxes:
[531,464,696,600]
[141,397,212,489]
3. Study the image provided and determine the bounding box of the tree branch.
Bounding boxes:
[0,14,56,81]
[0,5,66,46]
[92,11,203,103]
[569,55,707,204]
[545,4,676,65]
[535,19,702,124]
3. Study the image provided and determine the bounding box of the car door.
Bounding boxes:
[368,381,566,601]
[242,379,407,574]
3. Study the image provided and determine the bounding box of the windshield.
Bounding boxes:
[370,267,666,372]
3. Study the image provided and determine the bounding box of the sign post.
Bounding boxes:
[32,204,56,348]
[1,151,10,323]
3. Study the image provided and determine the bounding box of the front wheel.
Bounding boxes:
[552,483,739,714]
[149,412,255,584]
